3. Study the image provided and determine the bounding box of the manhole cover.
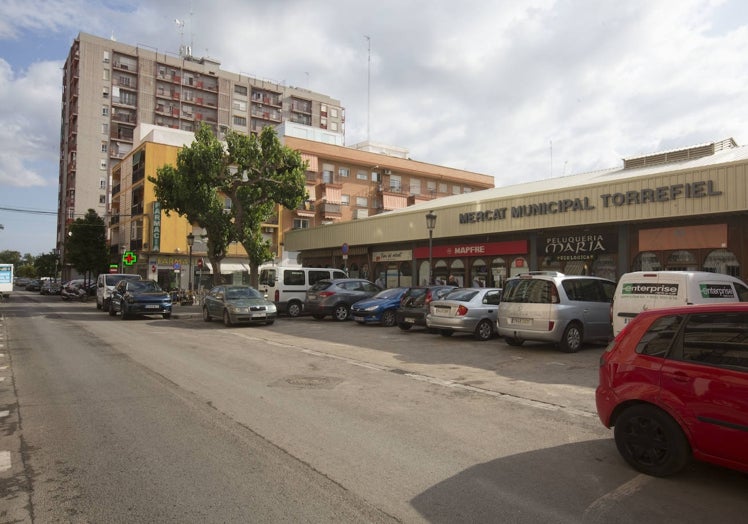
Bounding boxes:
[274,375,343,389]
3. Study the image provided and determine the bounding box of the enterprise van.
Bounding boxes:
[258,266,347,317]
[611,271,748,335]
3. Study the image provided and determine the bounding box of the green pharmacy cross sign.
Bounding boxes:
[122,251,138,266]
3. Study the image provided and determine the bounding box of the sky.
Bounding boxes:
[1,0,748,256]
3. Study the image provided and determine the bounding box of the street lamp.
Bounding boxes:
[426,210,437,285]
[187,232,194,295]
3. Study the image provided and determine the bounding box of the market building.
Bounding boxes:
[283,138,748,287]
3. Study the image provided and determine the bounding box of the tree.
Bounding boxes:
[151,124,307,288]
[223,126,307,286]
[64,209,109,284]
[151,124,235,282]
[0,250,22,265]
[34,251,60,279]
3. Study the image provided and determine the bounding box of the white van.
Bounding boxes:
[96,273,142,311]
[258,266,347,317]
[611,271,748,335]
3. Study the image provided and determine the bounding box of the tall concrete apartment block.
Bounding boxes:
[58,32,345,252]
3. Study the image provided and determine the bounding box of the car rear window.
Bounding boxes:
[445,289,479,301]
[502,279,554,303]
[308,280,332,292]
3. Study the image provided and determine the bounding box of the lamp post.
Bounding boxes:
[187,232,194,295]
[426,210,437,285]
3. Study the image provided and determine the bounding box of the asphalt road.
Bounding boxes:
[1,292,748,523]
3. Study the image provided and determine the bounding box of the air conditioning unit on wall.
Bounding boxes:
[384,169,392,175]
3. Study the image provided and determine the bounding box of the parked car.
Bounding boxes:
[497,272,616,352]
[396,285,456,331]
[258,266,347,317]
[97,273,143,311]
[202,285,277,327]
[40,279,62,295]
[304,278,382,321]
[596,303,748,476]
[351,287,408,327]
[426,287,503,341]
[24,279,42,291]
[108,279,172,319]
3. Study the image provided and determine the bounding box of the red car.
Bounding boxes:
[596,303,748,476]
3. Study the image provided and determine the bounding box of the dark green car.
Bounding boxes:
[202,285,277,327]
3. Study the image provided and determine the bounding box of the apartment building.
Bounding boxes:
[57,32,344,267]
[110,123,495,290]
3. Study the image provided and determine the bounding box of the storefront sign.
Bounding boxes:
[372,250,412,262]
[414,240,527,259]
[152,202,161,252]
[538,233,616,261]
[459,179,721,225]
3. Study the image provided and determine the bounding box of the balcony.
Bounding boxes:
[295,201,316,217]
[321,202,342,218]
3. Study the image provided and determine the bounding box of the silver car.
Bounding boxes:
[497,272,616,352]
[426,287,503,341]
[202,285,277,327]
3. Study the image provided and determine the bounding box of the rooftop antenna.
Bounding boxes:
[175,18,186,57]
[364,35,371,143]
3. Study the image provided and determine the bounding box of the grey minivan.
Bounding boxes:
[497,272,616,352]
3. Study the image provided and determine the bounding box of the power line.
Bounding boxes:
[0,206,57,216]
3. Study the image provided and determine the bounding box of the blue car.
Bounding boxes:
[351,287,408,327]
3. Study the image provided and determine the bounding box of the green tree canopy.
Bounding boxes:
[64,209,109,284]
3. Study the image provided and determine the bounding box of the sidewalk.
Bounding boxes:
[171,303,202,319]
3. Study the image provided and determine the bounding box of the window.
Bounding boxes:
[101,142,108,153]
[321,104,327,113]
[341,194,350,206]
[102,87,109,99]
[102,106,109,116]
[635,315,683,357]
[339,167,349,177]
[320,117,327,127]
[232,100,247,111]
[233,115,247,126]
[103,69,110,81]
[99,178,106,189]
[293,218,309,229]
[234,85,247,96]
[330,122,338,131]
[371,171,379,182]
[427,181,436,193]
[409,178,421,195]
[101,123,109,134]
[322,163,334,183]
[356,196,368,207]
[464,187,472,194]
[453,185,461,195]
[680,312,748,370]
[439,183,448,193]
[283,270,305,286]
[99,195,106,204]
[356,170,368,180]
[331,108,338,118]
[389,175,402,192]
[103,51,110,63]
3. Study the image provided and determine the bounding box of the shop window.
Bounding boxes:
[471,259,487,287]
[632,251,662,271]
[349,263,359,278]
[666,250,697,271]
[703,249,741,277]
[490,257,507,288]
[511,257,530,278]
[449,259,465,287]
[563,260,587,275]
[434,260,449,285]
[592,254,617,282]
[540,255,563,273]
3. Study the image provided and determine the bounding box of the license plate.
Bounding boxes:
[405,317,415,323]
[510,317,531,325]
[433,307,450,315]
[146,304,160,309]
[253,312,266,318]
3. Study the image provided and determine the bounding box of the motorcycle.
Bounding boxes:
[61,282,88,301]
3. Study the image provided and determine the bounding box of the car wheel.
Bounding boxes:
[108,300,116,316]
[559,322,583,353]
[265,320,275,326]
[162,312,171,319]
[96,300,102,310]
[504,336,523,346]
[333,304,350,321]
[120,301,129,320]
[440,329,454,337]
[614,404,691,477]
[287,301,302,318]
[312,314,325,320]
[203,306,212,322]
[381,309,397,327]
[223,310,233,327]
[397,322,412,331]
[474,319,494,341]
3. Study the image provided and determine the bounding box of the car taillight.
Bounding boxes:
[274,289,279,302]
[548,321,555,331]
[456,305,468,316]
[425,290,433,305]
[318,291,335,298]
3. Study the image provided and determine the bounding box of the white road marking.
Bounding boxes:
[582,474,652,521]
[0,451,10,472]
[0,410,9,418]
